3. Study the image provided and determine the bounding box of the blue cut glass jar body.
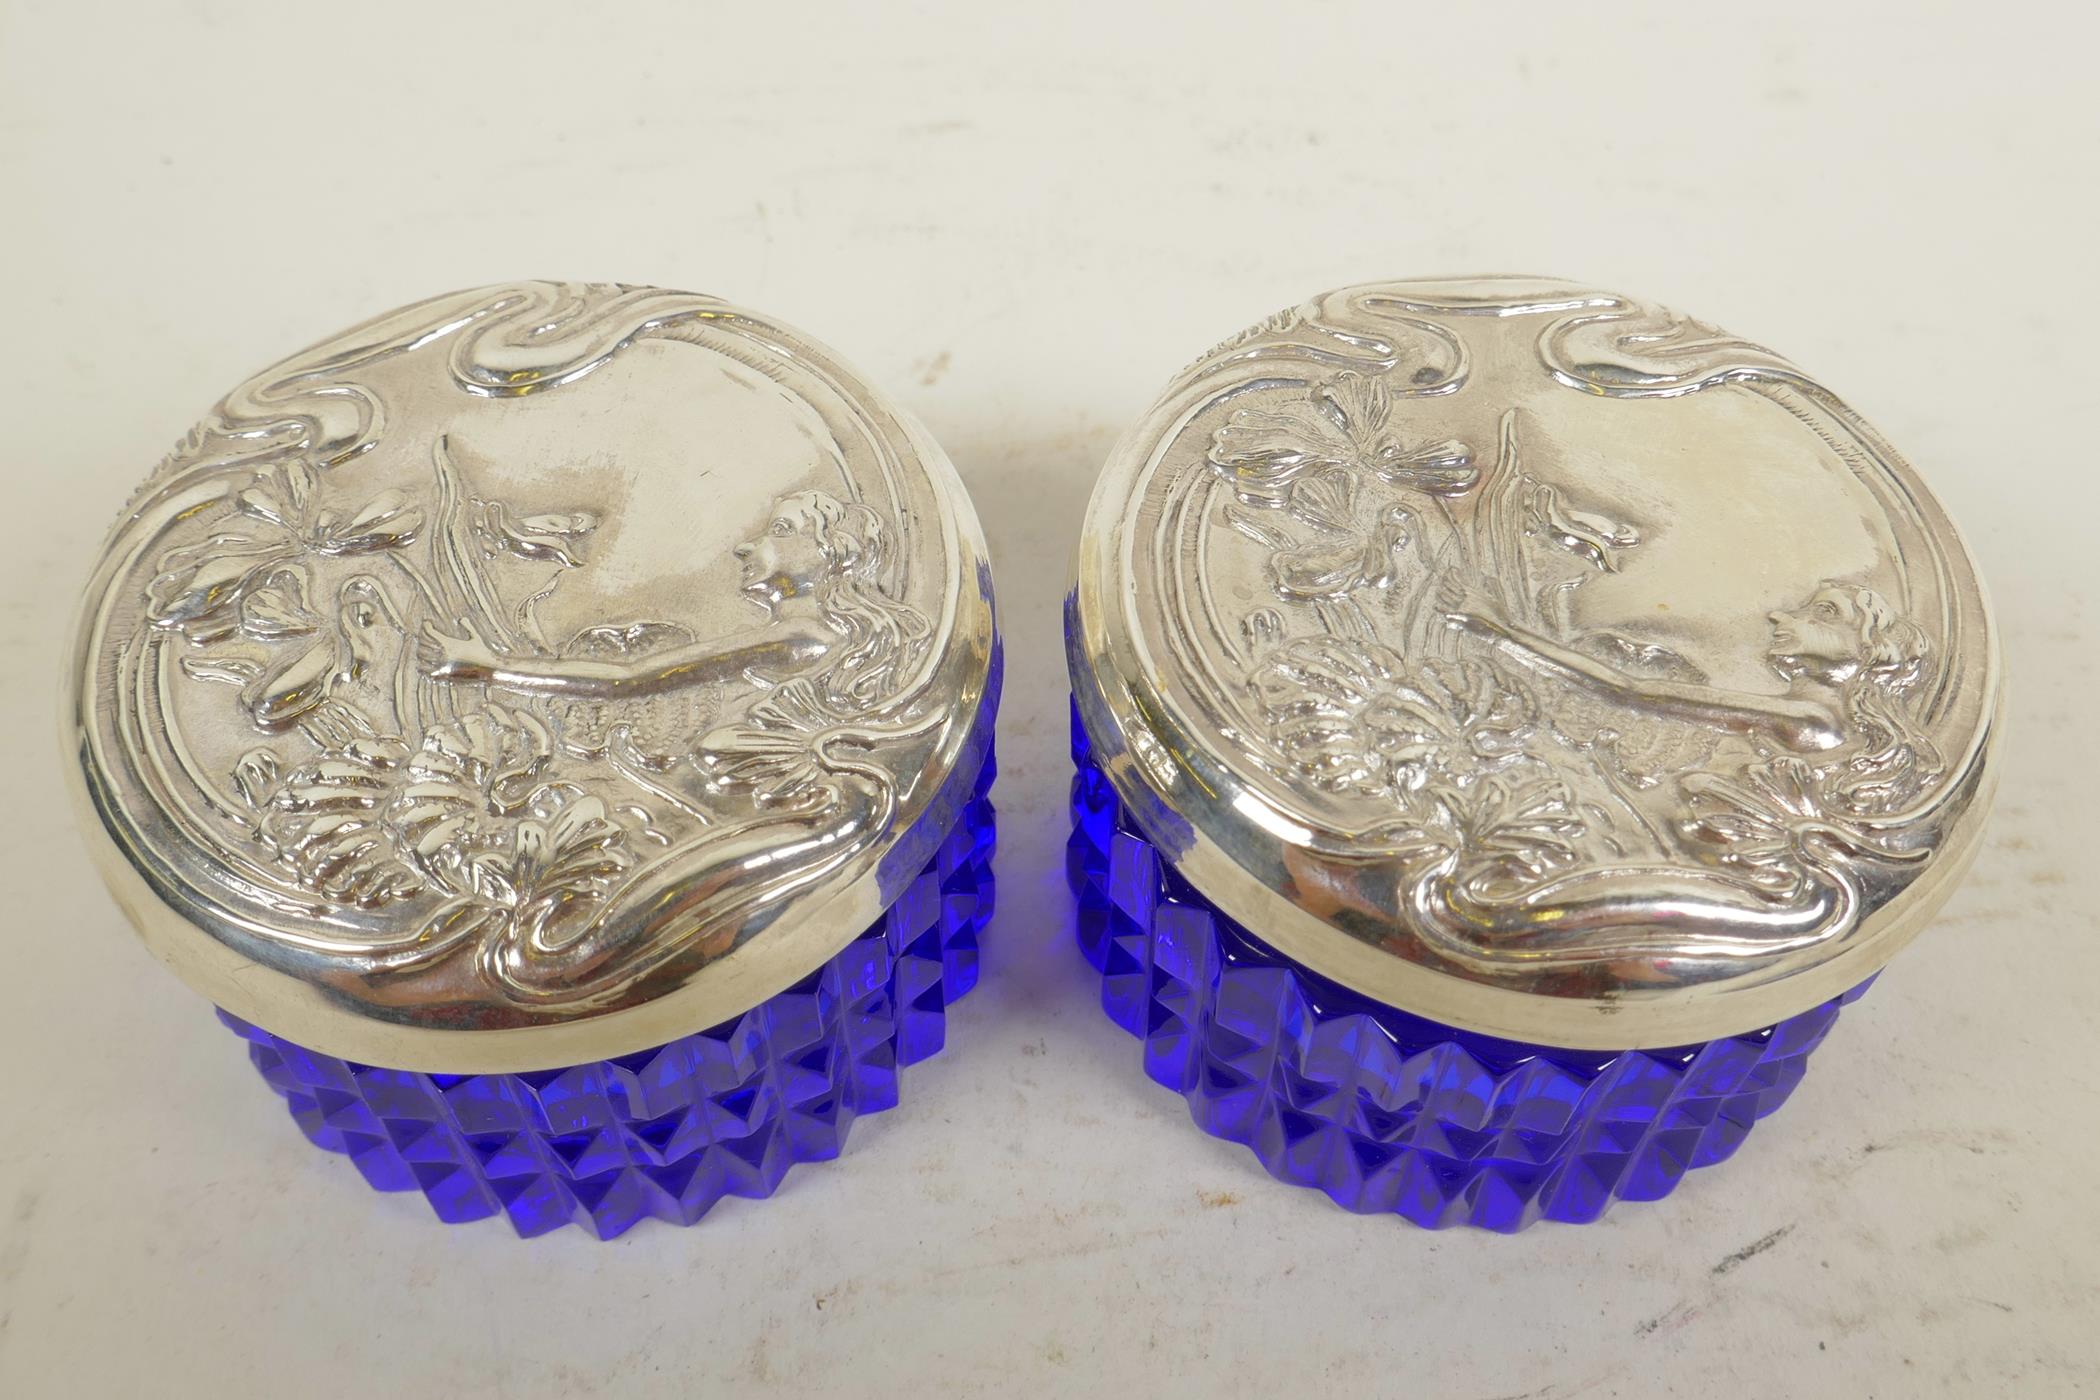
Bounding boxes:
[64,280,1012,1242]
[1067,704,1864,1231]
[227,744,996,1241]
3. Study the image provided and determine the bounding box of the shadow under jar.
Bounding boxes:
[1065,276,2000,1231]
[67,281,1000,1239]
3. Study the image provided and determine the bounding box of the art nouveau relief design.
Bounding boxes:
[1117,281,1983,972]
[89,283,974,1012]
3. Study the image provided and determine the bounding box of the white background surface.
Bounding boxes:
[3,3,2096,1395]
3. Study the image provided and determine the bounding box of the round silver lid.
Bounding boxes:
[1070,276,2000,1049]
[69,282,996,1072]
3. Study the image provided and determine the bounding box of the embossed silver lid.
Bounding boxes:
[68,282,996,1072]
[1070,276,2000,1049]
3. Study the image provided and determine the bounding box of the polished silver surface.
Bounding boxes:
[1071,276,2000,1048]
[68,281,996,1072]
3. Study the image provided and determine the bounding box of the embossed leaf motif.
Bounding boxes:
[1210,400,1353,495]
[313,488,423,556]
[1679,758,1823,892]
[1249,635,1410,793]
[146,533,299,643]
[697,682,835,807]
[474,500,598,567]
[1433,774,1584,883]
[180,652,263,686]
[1208,369,1475,508]
[1403,659,1538,777]
[234,460,316,529]
[249,698,644,940]
[237,565,320,640]
[1359,772,1584,885]
[1284,464,1359,535]
[501,790,633,925]
[399,785,641,967]
[386,709,637,948]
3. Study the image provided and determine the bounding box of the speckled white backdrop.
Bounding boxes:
[3,3,2094,1395]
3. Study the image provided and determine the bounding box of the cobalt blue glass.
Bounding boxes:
[1059,277,1998,1232]
[224,747,995,1240]
[1067,707,1866,1231]
[68,283,1008,1241]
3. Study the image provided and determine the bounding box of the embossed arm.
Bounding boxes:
[420,619,833,698]
[1447,611,1844,753]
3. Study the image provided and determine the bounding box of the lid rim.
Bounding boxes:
[70,281,997,1070]
[1068,275,2001,1049]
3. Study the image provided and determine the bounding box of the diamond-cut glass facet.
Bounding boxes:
[1067,704,1863,1230]
[224,750,996,1240]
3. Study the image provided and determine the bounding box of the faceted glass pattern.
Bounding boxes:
[1067,706,1867,1231]
[223,750,996,1240]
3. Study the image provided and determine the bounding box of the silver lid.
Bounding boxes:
[1070,276,2000,1049]
[68,282,995,1072]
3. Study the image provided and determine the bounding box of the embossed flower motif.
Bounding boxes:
[1207,369,1476,510]
[391,708,648,945]
[388,706,560,888]
[1251,639,1538,798]
[424,786,635,946]
[145,459,423,643]
[146,534,297,645]
[247,703,649,945]
[244,462,424,557]
[248,728,424,909]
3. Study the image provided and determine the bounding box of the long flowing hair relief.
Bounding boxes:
[1159,288,1964,969]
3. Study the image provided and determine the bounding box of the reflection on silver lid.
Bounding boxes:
[69,282,996,1072]
[1070,276,1999,1049]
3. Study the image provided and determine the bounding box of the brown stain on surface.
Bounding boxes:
[1712,1224,1795,1276]
[1635,1301,1698,1337]
[812,1280,861,1314]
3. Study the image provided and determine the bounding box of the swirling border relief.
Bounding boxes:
[106,283,961,1009]
[1138,284,1982,970]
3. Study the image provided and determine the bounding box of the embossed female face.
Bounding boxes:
[735,509,831,609]
[1767,586,1865,682]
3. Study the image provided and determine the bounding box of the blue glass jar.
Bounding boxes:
[67,282,1001,1237]
[225,743,994,1239]
[1064,277,1999,1229]
[1070,702,1868,1230]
